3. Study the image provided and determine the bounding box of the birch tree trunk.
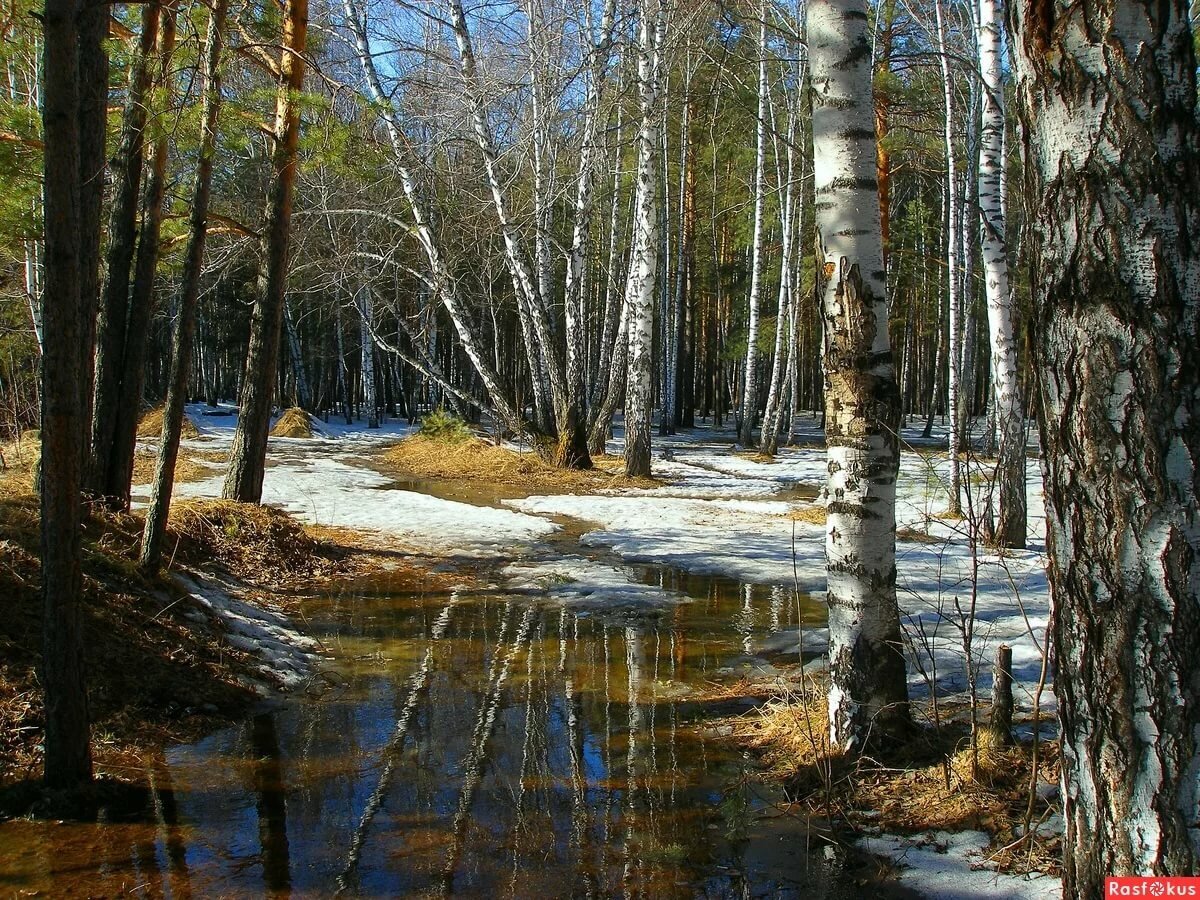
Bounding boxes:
[624,0,663,478]
[934,0,963,515]
[445,0,591,468]
[760,80,800,457]
[1012,0,1200,890]
[341,0,533,442]
[976,0,1026,548]
[223,0,308,502]
[140,0,228,571]
[811,0,910,751]
[738,6,770,449]
[284,300,311,410]
[40,0,92,789]
[357,284,379,428]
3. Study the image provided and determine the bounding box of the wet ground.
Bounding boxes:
[1,474,916,898]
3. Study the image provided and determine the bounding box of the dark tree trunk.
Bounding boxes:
[40,0,93,790]
[88,3,160,499]
[1012,0,1200,890]
[223,0,308,502]
[108,5,177,510]
[141,0,228,571]
[76,0,109,464]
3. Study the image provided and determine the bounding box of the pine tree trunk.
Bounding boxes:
[976,0,1025,548]
[811,0,910,752]
[88,3,160,498]
[223,0,308,502]
[140,0,228,571]
[107,5,177,510]
[40,0,93,790]
[76,0,108,464]
[1012,0,1200,890]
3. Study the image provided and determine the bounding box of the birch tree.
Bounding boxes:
[933,0,963,515]
[624,0,665,478]
[975,0,1025,548]
[1012,0,1200,890]
[811,0,910,750]
[738,3,770,449]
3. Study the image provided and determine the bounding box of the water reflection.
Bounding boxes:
[0,571,891,897]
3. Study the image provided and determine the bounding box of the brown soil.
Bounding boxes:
[0,495,264,790]
[379,435,661,492]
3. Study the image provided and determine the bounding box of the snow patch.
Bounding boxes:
[172,571,320,694]
[859,831,1061,899]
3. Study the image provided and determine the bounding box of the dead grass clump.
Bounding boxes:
[168,499,339,579]
[790,504,827,526]
[381,434,660,492]
[725,678,1063,879]
[0,434,38,494]
[896,526,943,544]
[270,407,315,438]
[730,683,840,782]
[137,404,201,439]
[130,447,219,486]
[734,450,779,464]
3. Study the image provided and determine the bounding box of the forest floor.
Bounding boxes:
[0,429,463,810]
[0,406,1061,897]
[148,402,1060,899]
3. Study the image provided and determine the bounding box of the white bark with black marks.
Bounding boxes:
[976,0,1026,548]
[811,0,910,751]
[1012,0,1200,889]
[624,0,664,478]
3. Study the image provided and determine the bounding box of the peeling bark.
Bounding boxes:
[811,0,910,751]
[1012,0,1200,888]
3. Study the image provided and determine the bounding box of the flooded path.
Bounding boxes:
[1,471,915,898]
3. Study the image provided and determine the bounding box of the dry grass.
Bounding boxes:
[0,432,38,494]
[380,435,660,492]
[271,407,315,438]
[167,499,344,581]
[130,447,222,486]
[789,504,827,525]
[725,679,1063,878]
[734,450,779,464]
[0,494,262,789]
[137,404,201,439]
[896,526,945,544]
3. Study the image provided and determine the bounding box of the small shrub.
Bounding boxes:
[418,408,474,443]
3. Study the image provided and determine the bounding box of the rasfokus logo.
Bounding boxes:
[1106,878,1200,897]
